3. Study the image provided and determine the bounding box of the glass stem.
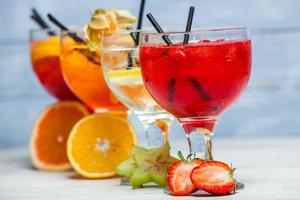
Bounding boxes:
[202,130,213,160]
[135,111,173,147]
[183,126,215,160]
[181,117,217,160]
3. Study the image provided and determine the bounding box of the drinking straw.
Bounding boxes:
[126,27,137,45]
[188,77,211,101]
[135,0,146,45]
[32,9,49,28]
[47,14,84,43]
[31,15,46,28]
[146,13,172,45]
[47,13,100,64]
[183,6,195,44]
[30,8,56,36]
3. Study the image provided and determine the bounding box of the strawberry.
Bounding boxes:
[167,152,204,196]
[190,160,236,195]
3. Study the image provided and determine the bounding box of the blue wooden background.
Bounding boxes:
[1,0,300,147]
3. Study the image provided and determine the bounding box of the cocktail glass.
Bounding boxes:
[101,30,173,146]
[60,29,126,112]
[139,27,252,159]
[30,29,77,100]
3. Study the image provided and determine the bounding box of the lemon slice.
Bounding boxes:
[107,68,141,78]
[106,68,143,85]
[31,36,60,62]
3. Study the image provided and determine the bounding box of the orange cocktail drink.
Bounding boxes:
[60,31,125,112]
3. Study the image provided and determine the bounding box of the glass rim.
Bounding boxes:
[32,26,247,35]
[141,26,248,36]
[29,28,59,33]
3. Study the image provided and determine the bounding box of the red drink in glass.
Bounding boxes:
[30,30,77,100]
[140,27,252,161]
[140,39,251,131]
[32,55,77,100]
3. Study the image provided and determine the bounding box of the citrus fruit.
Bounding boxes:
[29,101,89,171]
[30,36,60,63]
[106,68,141,81]
[106,68,161,110]
[67,114,136,178]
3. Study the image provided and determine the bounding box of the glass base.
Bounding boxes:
[134,110,173,147]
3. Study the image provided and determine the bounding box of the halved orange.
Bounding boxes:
[67,114,136,178]
[29,101,89,171]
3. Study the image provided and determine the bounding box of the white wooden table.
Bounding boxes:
[1,138,300,200]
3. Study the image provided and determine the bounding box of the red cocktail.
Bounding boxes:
[140,27,252,159]
[30,29,77,100]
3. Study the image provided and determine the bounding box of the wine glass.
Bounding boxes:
[101,30,173,146]
[30,28,77,100]
[139,27,252,159]
[60,29,126,112]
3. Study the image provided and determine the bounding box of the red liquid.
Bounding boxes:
[140,40,251,131]
[32,56,77,100]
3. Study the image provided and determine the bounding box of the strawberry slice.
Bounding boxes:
[190,161,236,195]
[167,159,204,196]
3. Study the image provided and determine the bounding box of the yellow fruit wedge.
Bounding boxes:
[106,68,141,78]
[67,114,136,178]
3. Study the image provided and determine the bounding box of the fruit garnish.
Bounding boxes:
[30,36,60,63]
[67,113,136,178]
[116,142,177,188]
[84,8,137,51]
[167,151,204,196]
[31,37,75,63]
[106,68,142,79]
[116,155,137,177]
[131,143,177,188]
[190,160,236,195]
[29,101,89,171]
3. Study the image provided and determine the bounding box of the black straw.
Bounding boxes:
[31,8,56,36]
[146,13,172,45]
[183,6,195,44]
[32,8,49,28]
[31,15,46,28]
[47,14,68,30]
[47,14,84,43]
[135,0,146,45]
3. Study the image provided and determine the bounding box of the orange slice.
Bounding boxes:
[67,114,136,178]
[29,101,89,171]
[30,36,60,63]
[31,36,75,63]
